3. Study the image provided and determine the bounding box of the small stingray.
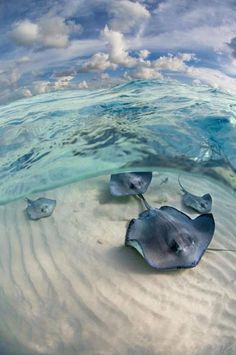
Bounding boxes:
[160,177,168,185]
[25,197,56,220]
[178,176,212,213]
[125,194,215,270]
[109,172,152,196]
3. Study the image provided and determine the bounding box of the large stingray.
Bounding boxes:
[125,195,215,270]
[109,172,152,196]
[178,176,212,213]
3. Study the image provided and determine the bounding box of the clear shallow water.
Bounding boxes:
[0,79,236,204]
[0,79,236,355]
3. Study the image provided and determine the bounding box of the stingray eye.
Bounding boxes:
[169,239,181,253]
[200,202,206,208]
[129,183,135,189]
[41,205,49,213]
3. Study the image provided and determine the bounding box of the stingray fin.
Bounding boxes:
[193,213,215,237]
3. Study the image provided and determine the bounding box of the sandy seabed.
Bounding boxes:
[0,169,235,355]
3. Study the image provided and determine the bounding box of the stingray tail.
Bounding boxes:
[178,174,186,193]
[137,194,152,210]
[25,197,33,204]
[207,247,236,252]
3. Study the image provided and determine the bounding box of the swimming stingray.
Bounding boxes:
[109,172,152,196]
[25,197,56,220]
[178,176,212,213]
[125,194,215,270]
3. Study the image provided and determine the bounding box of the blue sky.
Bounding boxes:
[1,0,236,104]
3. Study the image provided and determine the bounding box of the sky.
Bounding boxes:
[1,0,236,104]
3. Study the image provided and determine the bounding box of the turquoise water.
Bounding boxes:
[0,79,236,204]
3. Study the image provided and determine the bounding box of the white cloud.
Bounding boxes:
[31,80,51,95]
[153,0,236,32]
[37,16,69,48]
[131,25,236,52]
[127,52,194,80]
[80,24,198,82]
[81,26,137,72]
[138,49,150,59]
[21,88,33,97]
[10,20,39,46]
[102,26,136,67]
[53,75,74,89]
[108,0,150,32]
[78,80,88,89]
[185,66,236,95]
[82,52,116,72]
[153,53,195,71]
[9,15,78,49]
[143,0,236,54]
[132,66,163,80]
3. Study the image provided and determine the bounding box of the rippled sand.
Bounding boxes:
[0,170,236,355]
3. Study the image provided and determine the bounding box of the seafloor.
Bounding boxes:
[0,169,235,355]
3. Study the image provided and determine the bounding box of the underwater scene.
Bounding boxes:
[1,0,236,354]
[0,79,236,355]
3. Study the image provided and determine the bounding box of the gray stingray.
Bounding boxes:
[125,195,215,270]
[178,176,212,213]
[25,197,56,220]
[109,172,152,196]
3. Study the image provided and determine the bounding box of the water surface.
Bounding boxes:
[0,79,236,203]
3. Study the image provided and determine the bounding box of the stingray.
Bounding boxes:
[109,172,152,196]
[25,197,56,220]
[125,194,215,270]
[178,176,212,213]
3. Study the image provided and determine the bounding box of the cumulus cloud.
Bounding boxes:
[108,0,150,32]
[153,53,195,71]
[0,75,89,105]
[81,26,137,72]
[53,75,74,89]
[9,15,80,49]
[138,49,150,59]
[80,23,198,82]
[131,66,162,80]
[128,52,195,80]
[78,80,88,89]
[31,80,51,94]
[103,26,136,66]
[37,16,70,48]
[82,52,116,72]
[10,20,39,46]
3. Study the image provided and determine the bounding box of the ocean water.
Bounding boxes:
[1,79,236,355]
[0,79,236,204]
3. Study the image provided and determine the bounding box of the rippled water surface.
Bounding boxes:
[1,79,236,203]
